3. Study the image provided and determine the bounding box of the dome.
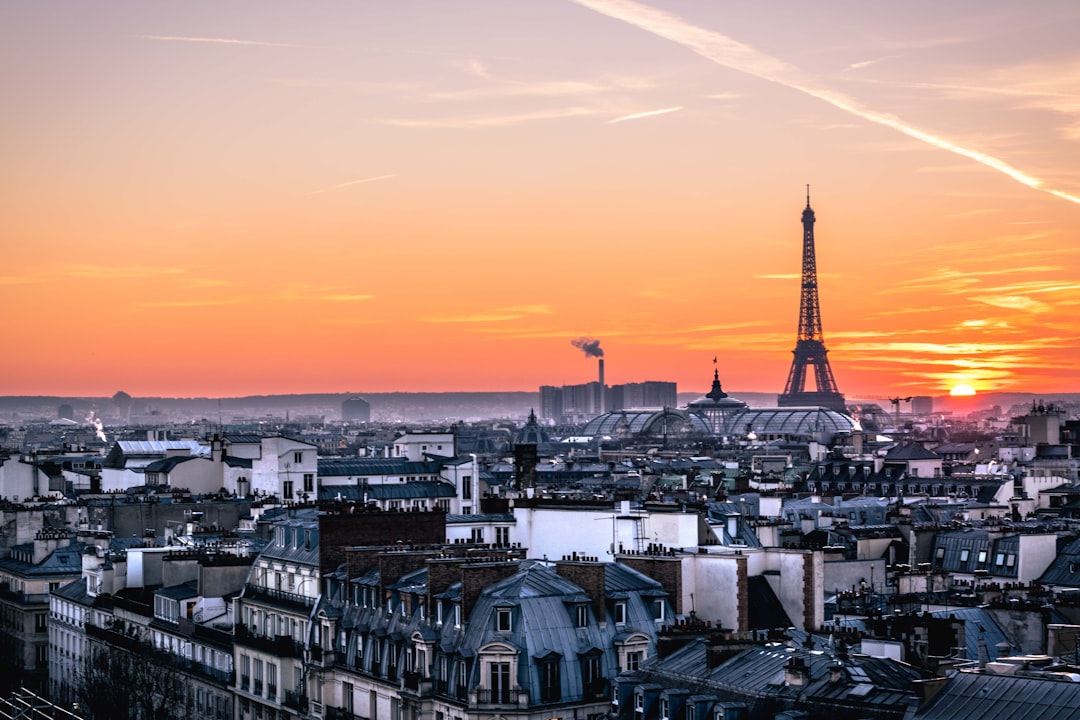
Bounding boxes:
[726,407,856,438]
[581,408,712,438]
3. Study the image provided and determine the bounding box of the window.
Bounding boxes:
[489,662,511,704]
[303,474,314,493]
[294,451,303,464]
[614,602,627,625]
[977,550,988,568]
[1006,554,1016,568]
[935,546,946,563]
[539,657,561,703]
[575,605,589,628]
[254,658,263,695]
[995,553,1005,566]
[687,706,696,720]
[240,654,250,691]
[653,599,665,623]
[471,527,484,543]
[496,608,512,632]
[342,681,353,714]
[267,663,277,700]
[660,698,669,720]
[495,527,509,546]
[959,549,970,563]
[283,480,293,500]
[626,651,642,671]
[462,476,472,500]
[462,506,472,515]
[581,652,602,698]
[35,613,46,632]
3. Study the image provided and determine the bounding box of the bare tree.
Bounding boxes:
[77,640,192,720]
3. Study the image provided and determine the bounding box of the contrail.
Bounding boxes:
[569,0,1080,205]
[306,174,398,196]
[136,34,302,48]
[608,106,684,123]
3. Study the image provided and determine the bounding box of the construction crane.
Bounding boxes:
[889,397,912,428]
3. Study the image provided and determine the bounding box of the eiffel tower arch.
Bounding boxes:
[777,188,847,413]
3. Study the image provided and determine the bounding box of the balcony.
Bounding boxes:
[324,707,359,720]
[476,687,522,706]
[233,625,304,658]
[283,690,309,714]
[242,583,316,610]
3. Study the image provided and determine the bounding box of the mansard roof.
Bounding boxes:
[884,443,941,461]
[318,458,443,477]
[911,670,1080,720]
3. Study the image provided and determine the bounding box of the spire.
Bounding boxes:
[706,368,728,401]
[806,183,811,208]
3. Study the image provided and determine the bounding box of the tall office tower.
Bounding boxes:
[778,188,847,413]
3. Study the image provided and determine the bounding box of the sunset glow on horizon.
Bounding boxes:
[2,1,1079,399]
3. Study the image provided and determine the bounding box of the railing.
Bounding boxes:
[284,690,309,713]
[476,687,520,705]
[0,587,50,606]
[242,583,316,609]
[233,625,304,658]
[324,707,358,720]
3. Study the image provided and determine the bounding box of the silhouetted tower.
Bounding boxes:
[778,187,846,413]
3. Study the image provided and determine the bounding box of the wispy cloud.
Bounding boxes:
[305,174,398,196]
[379,107,597,128]
[971,295,1051,313]
[608,106,684,123]
[422,305,552,324]
[136,34,302,48]
[63,265,185,280]
[568,0,1080,205]
[141,298,243,308]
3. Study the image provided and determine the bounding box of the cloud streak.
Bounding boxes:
[136,34,301,48]
[608,106,684,123]
[305,174,398,196]
[568,0,1080,205]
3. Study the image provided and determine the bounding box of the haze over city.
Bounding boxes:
[3,1,1079,399]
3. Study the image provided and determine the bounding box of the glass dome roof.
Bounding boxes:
[581,408,712,437]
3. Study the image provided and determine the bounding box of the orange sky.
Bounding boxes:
[2,1,1079,398]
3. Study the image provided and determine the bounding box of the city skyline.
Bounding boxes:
[2,1,1079,398]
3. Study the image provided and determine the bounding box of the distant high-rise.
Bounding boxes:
[911,396,933,415]
[341,396,371,422]
[778,188,846,413]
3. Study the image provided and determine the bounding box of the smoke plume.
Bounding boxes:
[572,337,604,357]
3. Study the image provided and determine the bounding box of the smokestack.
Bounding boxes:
[599,358,605,412]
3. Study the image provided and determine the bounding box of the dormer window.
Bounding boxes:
[496,608,512,632]
[575,604,589,628]
[614,602,627,625]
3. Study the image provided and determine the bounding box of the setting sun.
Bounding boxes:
[949,384,977,397]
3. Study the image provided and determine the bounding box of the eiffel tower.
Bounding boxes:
[777,187,847,413]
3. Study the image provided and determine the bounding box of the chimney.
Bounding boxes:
[784,656,809,686]
[598,358,605,412]
[555,559,607,623]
